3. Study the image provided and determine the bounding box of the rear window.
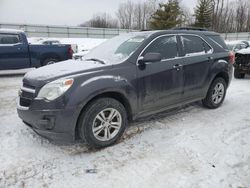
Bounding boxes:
[180,35,212,56]
[207,35,228,50]
[0,34,20,44]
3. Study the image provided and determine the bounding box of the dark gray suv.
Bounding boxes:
[17,29,234,148]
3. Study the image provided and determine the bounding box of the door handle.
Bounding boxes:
[208,56,213,60]
[173,64,182,71]
[17,47,22,50]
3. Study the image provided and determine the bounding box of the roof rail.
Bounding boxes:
[171,27,209,31]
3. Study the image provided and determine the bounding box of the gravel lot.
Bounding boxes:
[0,74,249,188]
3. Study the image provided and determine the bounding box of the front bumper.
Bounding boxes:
[234,64,250,73]
[17,98,79,144]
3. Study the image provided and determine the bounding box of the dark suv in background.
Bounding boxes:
[17,29,234,148]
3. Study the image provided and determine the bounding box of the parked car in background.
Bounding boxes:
[17,29,233,148]
[40,39,61,45]
[73,50,89,60]
[39,39,78,53]
[234,48,250,78]
[226,40,249,52]
[0,29,73,70]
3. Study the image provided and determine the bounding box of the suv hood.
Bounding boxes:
[23,60,108,87]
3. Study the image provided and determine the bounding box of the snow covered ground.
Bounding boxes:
[0,74,250,188]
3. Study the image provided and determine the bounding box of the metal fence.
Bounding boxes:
[221,32,250,41]
[1,23,250,41]
[0,23,133,39]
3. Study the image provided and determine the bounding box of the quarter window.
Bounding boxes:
[0,34,20,44]
[143,35,178,60]
[180,35,212,56]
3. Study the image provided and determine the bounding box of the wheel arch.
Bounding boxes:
[74,91,133,140]
[213,71,229,87]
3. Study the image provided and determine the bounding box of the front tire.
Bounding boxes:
[202,77,227,109]
[78,98,128,148]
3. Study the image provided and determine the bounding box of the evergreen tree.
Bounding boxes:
[194,0,213,29]
[150,0,183,29]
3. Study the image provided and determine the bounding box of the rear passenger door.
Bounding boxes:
[137,35,184,113]
[179,35,213,100]
[0,33,29,70]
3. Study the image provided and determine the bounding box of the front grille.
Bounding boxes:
[22,90,35,99]
[19,82,37,107]
[235,54,250,66]
[23,83,36,90]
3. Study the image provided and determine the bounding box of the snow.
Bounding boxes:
[0,74,250,187]
[236,48,250,55]
[225,40,244,45]
[24,60,105,81]
[0,68,35,76]
[28,37,106,53]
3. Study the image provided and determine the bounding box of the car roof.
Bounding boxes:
[0,28,24,34]
[154,29,218,36]
[131,29,219,38]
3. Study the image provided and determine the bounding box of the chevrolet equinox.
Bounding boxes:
[17,29,234,148]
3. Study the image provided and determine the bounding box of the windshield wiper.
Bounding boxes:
[85,58,105,64]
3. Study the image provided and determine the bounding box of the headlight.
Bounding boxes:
[37,78,74,101]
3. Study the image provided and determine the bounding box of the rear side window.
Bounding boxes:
[180,35,212,56]
[0,34,20,44]
[143,35,178,60]
[207,35,228,50]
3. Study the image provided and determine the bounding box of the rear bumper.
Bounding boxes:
[17,99,79,144]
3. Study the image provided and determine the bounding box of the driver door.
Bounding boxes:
[136,35,183,113]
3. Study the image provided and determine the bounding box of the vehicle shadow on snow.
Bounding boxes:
[54,101,203,155]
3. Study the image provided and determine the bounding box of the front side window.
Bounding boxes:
[0,34,20,45]
[180,35,212,56]
[142,35,178,60]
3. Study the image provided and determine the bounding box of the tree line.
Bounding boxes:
[80,0,250,33]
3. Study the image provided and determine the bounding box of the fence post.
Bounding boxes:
[86,28,89,38]
[67,27,70,38]
[47,26,50,37]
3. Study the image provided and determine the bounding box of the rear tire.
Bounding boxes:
[42,58,59,66]
[78,98,128,148]
[234,68,245,79]
[202,77,227,109]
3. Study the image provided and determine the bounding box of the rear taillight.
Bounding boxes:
[68,46,73,59]
[229,51,235,64]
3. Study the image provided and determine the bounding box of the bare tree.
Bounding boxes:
[208,0,250,32]
[116,0,156,30]
[235,0,247,32]
[180,4,194,26]
[81,13,118,28]
[116,1,134,29]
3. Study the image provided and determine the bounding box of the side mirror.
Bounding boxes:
[138,52,162,65]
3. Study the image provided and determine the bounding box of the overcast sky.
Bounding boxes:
[0,0,197,26]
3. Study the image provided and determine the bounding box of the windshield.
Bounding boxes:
[84,33,150,64]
